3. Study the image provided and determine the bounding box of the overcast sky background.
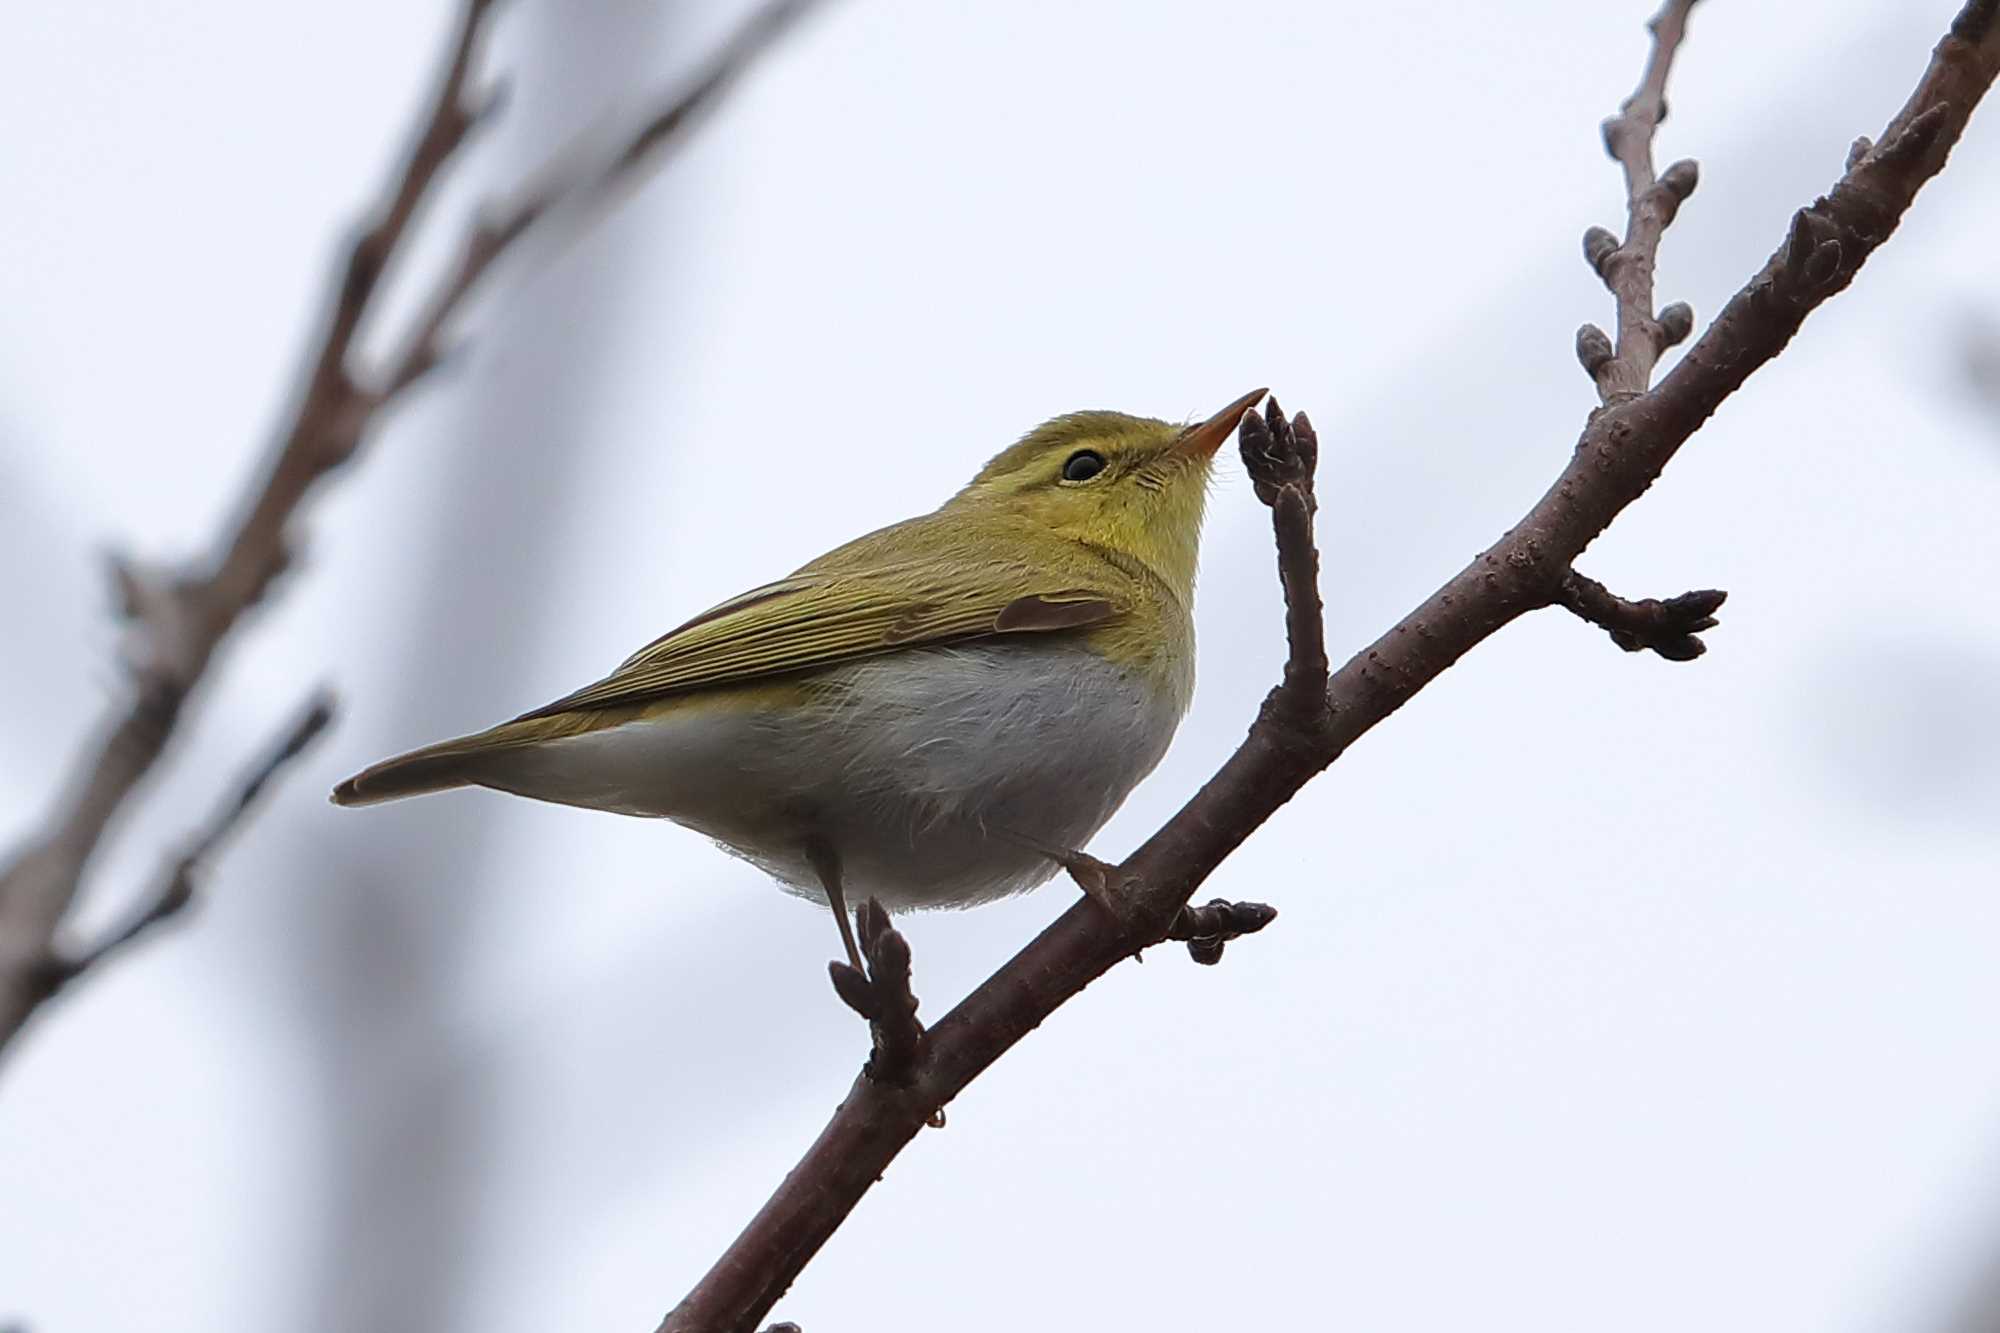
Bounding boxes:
[5,2,2000,1330]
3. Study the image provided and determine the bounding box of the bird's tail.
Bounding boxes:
[330,723,538,807]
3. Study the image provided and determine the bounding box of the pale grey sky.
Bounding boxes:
[4,3,1999,1330]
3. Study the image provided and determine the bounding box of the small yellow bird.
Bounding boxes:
[333,389,1265,970]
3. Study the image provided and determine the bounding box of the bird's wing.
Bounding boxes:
[512,557,1119,721]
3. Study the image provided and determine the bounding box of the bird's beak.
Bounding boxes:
[1174,387,1268,460]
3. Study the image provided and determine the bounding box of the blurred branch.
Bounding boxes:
[658,2,2000,1328]
[0,0,823,1062]
[38,695,334,996]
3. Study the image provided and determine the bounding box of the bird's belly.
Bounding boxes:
[490,644,1185,910]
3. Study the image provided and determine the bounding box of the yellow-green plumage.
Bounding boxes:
[331,391,1263,925]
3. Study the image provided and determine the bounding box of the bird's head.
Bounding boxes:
[950,388,1266,599]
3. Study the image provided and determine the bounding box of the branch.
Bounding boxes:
[1571,1,1729,655]
[1240,398,1329,698]
[826,899,924,1084]
[1555,570,1726,661]
[1579,0,1702,403]
[656,3,2000,1328]
[0,0,823,1061]
[38,695,334,995]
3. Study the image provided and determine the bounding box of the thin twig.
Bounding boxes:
[656,4,2000,1328]
[826,898,924,1084]
[1581,0,1703,402]
[1241,398,1330,701]
[45,695,335,991]
[1555,571,1725,661]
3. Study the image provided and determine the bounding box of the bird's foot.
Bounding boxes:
[1053,848,1153,928]
[827,897,924,1085]
[1056,848,1282,965]
[999,827,1277,962]
[989,824,1149,928]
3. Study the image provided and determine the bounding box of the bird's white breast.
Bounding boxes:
[486,643,1187,910]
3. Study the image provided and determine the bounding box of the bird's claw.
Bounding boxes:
[1054,849,1150,929]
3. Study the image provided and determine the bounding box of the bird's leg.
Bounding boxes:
[988,823,1142,926]
[805,836,864,973]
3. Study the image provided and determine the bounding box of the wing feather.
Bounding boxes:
[513,551,1120,722]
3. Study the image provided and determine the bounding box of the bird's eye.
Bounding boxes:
[1061,450,1106,482]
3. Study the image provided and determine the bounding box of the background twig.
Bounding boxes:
[44,694,334,991]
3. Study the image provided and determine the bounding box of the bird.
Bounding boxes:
[332,388,1266,974]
